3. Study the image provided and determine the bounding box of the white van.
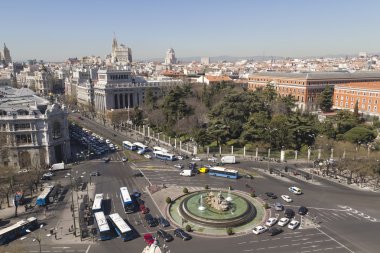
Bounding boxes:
[180,170,192,177]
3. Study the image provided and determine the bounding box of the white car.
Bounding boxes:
[265,217,278,227]
[278,217,290,227]
[252,225,268,235]
[192,157,202,161]
[122,157,128,162]
[288,220,300,230]
[177,156,184,160]
[144,154,152,159]
[289,186,302,195]
[281,195,293,203]
[208,157,217,162]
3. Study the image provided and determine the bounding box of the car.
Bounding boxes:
[191,157,202,161]
[244,174,253,179]
[284,208,295,219]
[143,233,155,245]
[298,206,308,215]
[198,167,209,173]
[122,157,128,162]
[140,204,150,214]
[289,186,302,195]
[278,217,290,227]
[144,214,158,227]
[265,217,278,227]
[41,175,51,180]
[174,164,184,169]
[136,198,145,206]
[77,116,83,120]
[207,157,217,162]
[103,157,111,163]
[144,154,152,159]
[281,195,292,203]
[288,220,300,230]
[203,164,212,169]
[156,229,173,242]
[265,192,277,199]
[43,172,54,177]
[133,172,144,177]
[252,225,268,235]
[90,171,100,176]
[268,227,283,236]
[177,155,184,160]
[137,149,146,155]
[158,217,170,228]
[173,228,191,241]
[274,202,284,211]
[132,190,141,198]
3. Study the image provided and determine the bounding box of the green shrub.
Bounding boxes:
[250,192,256,198]
[228,186,233,190]
[185,224,191,232]
[226,227,233,235]
[183,187,189,194]
[263,202,269,209]
[204,185,209,189]
[165,197,172,204]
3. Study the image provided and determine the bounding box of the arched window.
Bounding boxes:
[52,121,62,139]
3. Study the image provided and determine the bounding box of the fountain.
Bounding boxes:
[198,194,206,211]
[226,188,232,202]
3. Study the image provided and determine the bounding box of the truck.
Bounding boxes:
[180,169,192,177]
[49,162,66,171]
[221,156,236,164]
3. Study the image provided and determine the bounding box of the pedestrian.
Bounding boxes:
[54,233,57,240]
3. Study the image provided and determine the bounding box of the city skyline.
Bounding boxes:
[3,0,380,62]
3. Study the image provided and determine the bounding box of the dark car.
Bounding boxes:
[136,198,145,206]
[90,171,100,176]
[133,172,143,177]
[140,204,150,214]
[174,228,191,241]
[145,214,158,227]
[298,206,308,215]
[265,192,277,199]
[284,208,295,218]
[268,227,283,236]
[157,229,173,242]
[104,157,111,163]
[158,217,170,228]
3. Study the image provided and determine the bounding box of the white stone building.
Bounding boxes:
[111,36,132,64]
[0,87,71,172]
[164,48,177,65]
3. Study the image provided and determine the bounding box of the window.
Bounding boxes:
[345,102,348,108]
[52,121,62,139]
[368,105,371,111]
[14,123,31,131]
[16,134,32,144]
[375,106,378,112]
[363,98,366,103]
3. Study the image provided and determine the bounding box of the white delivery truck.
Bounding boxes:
[180,169,192,177]
[221,156,236,164]
[49,162,66,171]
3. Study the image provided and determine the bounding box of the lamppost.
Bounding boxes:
[265,127,277,172]
[26,224,44,253]
[69,169,77,237]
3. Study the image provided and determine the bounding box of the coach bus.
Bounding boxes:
[0,217,38,245]
[122,141,137,151]
[36,185,55,206]
[209,166,238,179]
[153,146,168,153]
[153,150,176,161]
[133,142,148,154]
[109,213,134,241]
[120,187,135,213]
[94,211,112,241]
[92,193,104,213]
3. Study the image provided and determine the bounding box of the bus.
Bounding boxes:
[120,187,135,213]
[92,193,104,213]
[122,141,137,151]
[0,217,38,245]
[94,211,112,241]
[36,185,55,206]
[153,150,176,161]
[153,146,168,153]
[108,213,134,241]
[209,166,238,179]
[133,142,148,152]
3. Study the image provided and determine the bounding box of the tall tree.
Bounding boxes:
[353,100,359,118]
[318,85,333,112]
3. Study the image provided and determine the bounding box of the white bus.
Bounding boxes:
[153,146,168,153]
[0,217,38,245]
[109,213,134,241]
[92,193,103,213]
[120,187,135,213]
[94,211,111,240]
[122,141,137,151]
[209,166,238,179]
[133,142,148,153]
[153,150,176,161]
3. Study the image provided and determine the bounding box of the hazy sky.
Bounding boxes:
[2,0,380,61]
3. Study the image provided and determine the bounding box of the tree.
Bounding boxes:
[318,85,333,112]
[144,88,156,111]
[193,128,212,147]
[131,107,144,126]
[353,100,359,118]
[343,126,376,144]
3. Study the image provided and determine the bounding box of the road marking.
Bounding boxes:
[316,228,354,253]
[243,249,254,252]
[313,249,323,252]
[85,245,91,253]
[238,242,247,244]
[268,246,278,249]
[279,244,289,247]
[249,240,259,243]
[324,248,334,250]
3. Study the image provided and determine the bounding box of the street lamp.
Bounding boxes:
[26,224,44,253]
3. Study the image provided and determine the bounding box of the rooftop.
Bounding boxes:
[249,71,380,80]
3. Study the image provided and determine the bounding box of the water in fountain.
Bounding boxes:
[198,194,206,211]
[226,188,232,202]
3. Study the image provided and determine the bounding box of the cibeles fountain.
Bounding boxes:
[174,190,257,228]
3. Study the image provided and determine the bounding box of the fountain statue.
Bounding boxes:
[226,187,232,202]
[198,194,206,211]
[206,191,230,211]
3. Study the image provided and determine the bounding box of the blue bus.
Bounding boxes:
[209,166,238,179]
[153,150,176,161]
[133,142,148,153]
[109,213,134,241]
[0,217,38,245]
[92,193,103,213]
[94,211,112,241]
[120,187,135,213]
[122,141,137,151]
[36,185,54,206]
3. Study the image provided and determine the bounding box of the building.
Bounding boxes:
[111,36,132,64]
[201,57,210,65]
[196,75,233,85]
[2,43,12,65]
[333,80,380,116]
[164,48,177,65]
[248,71,380,111]
[0,87,71,171]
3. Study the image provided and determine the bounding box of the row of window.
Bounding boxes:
[336,89,380,97]
[15,123,31,131]
[336,101,378,112]
[109,74,129,80]
[337,95,379,104]
[16,134,32,144]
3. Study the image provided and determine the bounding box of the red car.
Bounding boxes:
[143,233,155,245]
[140,204,150,214]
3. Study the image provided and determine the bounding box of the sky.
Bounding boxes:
[2,0,380,62]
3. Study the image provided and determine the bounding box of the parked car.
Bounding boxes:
[252,225,268,235]
[278,217,290,227]
[90,171,100,176]
[268,227,283,236]
[288,220,300,230]
[284,208,295,219]
[208,157,217,162]
[281,195,292,203]
[274,202,284,211]
[265,217,278,227]
[265,192,278,199]
[174,164,184,169]
[144,154,152,159]
[174,228,191,240]
[140,204,150,214]
[122,157,128,162]
[103,157,111,163]
[298,206,308,215]
[158,217,170,228]
[191,157,202,161]
[157,229,173,242]
[289,186,302,195]
[144,214,158,227]
[143,233,155,245]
